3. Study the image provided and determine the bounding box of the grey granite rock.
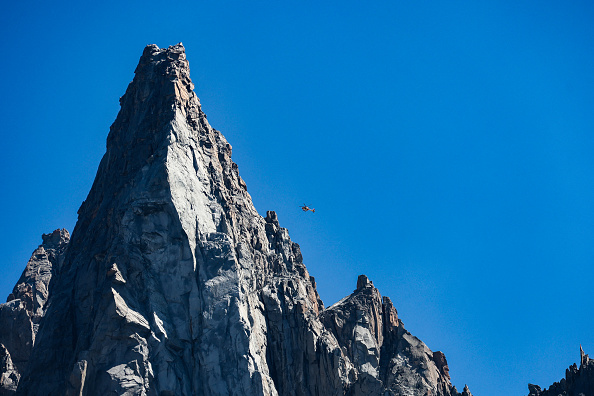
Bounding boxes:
[6,44,467,395]
[527,346,594,396]
[0,344,19,395]
[0,229,69,394]
[322,275,460,395]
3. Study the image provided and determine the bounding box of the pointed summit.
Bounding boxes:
[6,44,467,396]
[114,43,199,142]
[527,346,594,396]
[110,43,196,148]
[18,42,321,395]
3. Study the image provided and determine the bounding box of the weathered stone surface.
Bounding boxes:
[0,229,69,394]
[322,276,460,395]
[527,346,594,396]
[0,344,20,395]
[5,44,468,395]
[6,229,70,321]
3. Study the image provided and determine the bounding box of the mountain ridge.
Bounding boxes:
[1,43,468,396]
[527,346,594,396]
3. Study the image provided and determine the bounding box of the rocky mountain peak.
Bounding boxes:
[0,229,69,394]
[1,44,469,396]
[581,344,591,367]
[110,43,195,147]
[356,274,373,290]
[528,347,594,396]
[462,384,473,396]
[6,228,69,312]
[40,229,70,250]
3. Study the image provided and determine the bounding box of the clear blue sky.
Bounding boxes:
[1,1,593,394]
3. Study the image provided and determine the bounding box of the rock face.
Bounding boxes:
[3,44,467,395]
[528,346,594,396]
[0,229,69,395]
[320,275,461,396]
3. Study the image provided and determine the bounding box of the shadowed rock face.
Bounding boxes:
[0,229,69,395]
[3,44,466,396]
[528,347,594,396]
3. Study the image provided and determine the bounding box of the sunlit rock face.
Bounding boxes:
[2,44,465,396]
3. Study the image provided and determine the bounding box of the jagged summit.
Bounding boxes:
[528,347,594,396]
[1,44,467,396]
[0,229,69,394]
[113,43,199,143]
[108,43,196,151]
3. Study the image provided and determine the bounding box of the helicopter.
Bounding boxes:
[300,204,315,213]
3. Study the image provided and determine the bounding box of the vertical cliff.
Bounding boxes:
[3,44,466,396]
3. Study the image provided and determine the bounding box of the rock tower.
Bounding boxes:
[1,44,468,396]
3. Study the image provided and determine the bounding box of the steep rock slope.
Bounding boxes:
[0,229,69,395]
[528,347,594,396]
[8,44,466,396]
[321,275,466,396]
